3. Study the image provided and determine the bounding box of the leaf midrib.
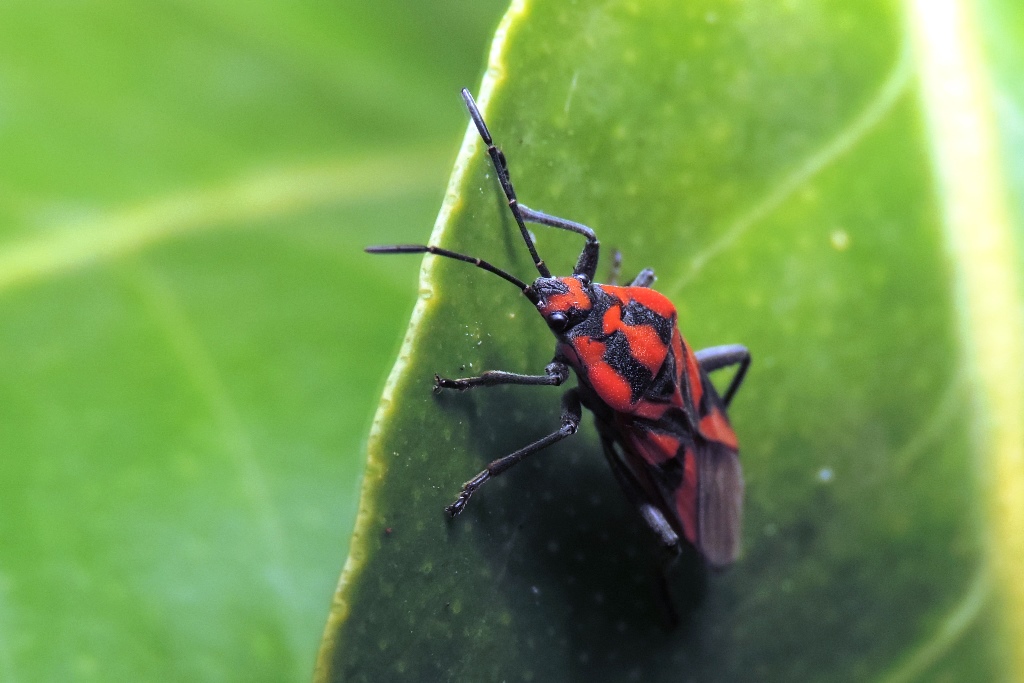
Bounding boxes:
[0,147,448,295]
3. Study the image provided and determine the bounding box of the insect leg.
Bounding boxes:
[598,435,683,627]
[598,436,680,550]
[627,268,656,288]
[694,344,751,407]
[608,250,623,285]
[445,388,582,517]
[435,360,569,392]
[607,252,655,288]
[654,559,682,629]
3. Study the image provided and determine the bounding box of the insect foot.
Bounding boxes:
[445,470,490,517]
[434,374,470,391]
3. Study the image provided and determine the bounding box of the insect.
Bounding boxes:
[368,88,750,569]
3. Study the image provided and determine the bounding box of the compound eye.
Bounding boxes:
[547,311,569,333]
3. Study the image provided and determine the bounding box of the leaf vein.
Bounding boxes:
[130,265,305,677]
[876,569,990,683]
[0,149,448,296]
[667,37,913,296]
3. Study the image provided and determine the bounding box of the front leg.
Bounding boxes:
[607,250,623,285]
[606,250,655,288]
[628,268,656,288]
[435,359,569,392]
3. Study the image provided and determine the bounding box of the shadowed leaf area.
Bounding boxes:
[320,0,1021,681]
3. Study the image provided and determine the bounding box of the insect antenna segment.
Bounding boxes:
[364,244,538,302]
[462,89,601,280]
[460,88,552,279]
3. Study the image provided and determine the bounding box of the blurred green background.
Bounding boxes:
[0,1,506,680]
[1,1,1022,682]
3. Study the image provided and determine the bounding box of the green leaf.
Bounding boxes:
[0,1,509,680]
[318,0,1024,681]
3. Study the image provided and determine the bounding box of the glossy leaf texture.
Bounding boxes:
[319,0,1024,681]
[0,1,509,680]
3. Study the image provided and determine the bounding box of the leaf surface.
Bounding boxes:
[319,0,1023,681]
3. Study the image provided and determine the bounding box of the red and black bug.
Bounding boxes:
[368,89,750,570]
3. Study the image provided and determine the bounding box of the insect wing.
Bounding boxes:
[694,441,744,567]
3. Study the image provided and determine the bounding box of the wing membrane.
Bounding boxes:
[695,442,744,567]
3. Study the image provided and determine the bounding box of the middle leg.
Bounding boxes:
[446,388,583,516]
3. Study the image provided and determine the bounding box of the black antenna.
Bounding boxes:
[365,245,538,303]
[461,88,553,279]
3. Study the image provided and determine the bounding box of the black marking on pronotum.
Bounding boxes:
[622,300,675,345]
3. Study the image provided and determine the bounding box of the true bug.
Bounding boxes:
[368,89,750,569]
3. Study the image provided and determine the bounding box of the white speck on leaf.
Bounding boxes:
[830,229,850,250]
